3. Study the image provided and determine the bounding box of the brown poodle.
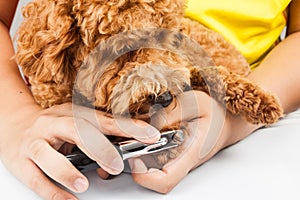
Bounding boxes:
[16,0,283,166]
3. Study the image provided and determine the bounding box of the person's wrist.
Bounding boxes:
[221,113,262,149]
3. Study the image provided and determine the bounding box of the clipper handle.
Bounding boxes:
[66,148,99,172]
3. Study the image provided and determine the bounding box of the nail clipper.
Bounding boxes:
[66,129,184,172]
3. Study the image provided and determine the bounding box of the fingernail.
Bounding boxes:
[134,120,160,141]
[148,168,159,173]
[73,178,88,193]
[110,157,124,174]
[144,126,160,141]
[53,192,75,200]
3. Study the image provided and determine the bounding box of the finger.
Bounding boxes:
[58,143,76,155]
[31,114,79,145]
[130,153,194,194]
[18,160,79,200]
[27,139,89,193]
[38,116,125,175]
[76,105,161,143]
[96,168,110,179]
[103,116,161,143]
[54,103,161,143]
[150,90,213,130]
[43,102,74,116]
[72,117,124,174]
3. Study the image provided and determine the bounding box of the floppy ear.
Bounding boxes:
[16,0,81,85]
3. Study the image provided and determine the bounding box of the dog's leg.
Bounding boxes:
[190,66,283,125]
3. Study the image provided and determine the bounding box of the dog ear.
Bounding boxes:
[16,0,81,85]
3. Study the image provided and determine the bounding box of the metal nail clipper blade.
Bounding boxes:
[66,129,184,173]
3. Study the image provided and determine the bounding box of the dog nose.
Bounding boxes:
[154,91,173,107]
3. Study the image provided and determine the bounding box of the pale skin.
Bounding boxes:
[0,0,300,199]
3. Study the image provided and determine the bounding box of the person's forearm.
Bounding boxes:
[248,31,300,114]
[0,21,38,118]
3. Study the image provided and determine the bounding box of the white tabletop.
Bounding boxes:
[3,1,300,199]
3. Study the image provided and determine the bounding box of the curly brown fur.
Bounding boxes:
[16,0,283,166]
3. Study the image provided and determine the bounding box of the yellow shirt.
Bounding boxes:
[185,0,291,69]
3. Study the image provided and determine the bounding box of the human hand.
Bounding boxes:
[0,102,160,200]
[127,90,261,193]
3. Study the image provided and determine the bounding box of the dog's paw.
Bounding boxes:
[244,93,283,125]
[220,70,283,125]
